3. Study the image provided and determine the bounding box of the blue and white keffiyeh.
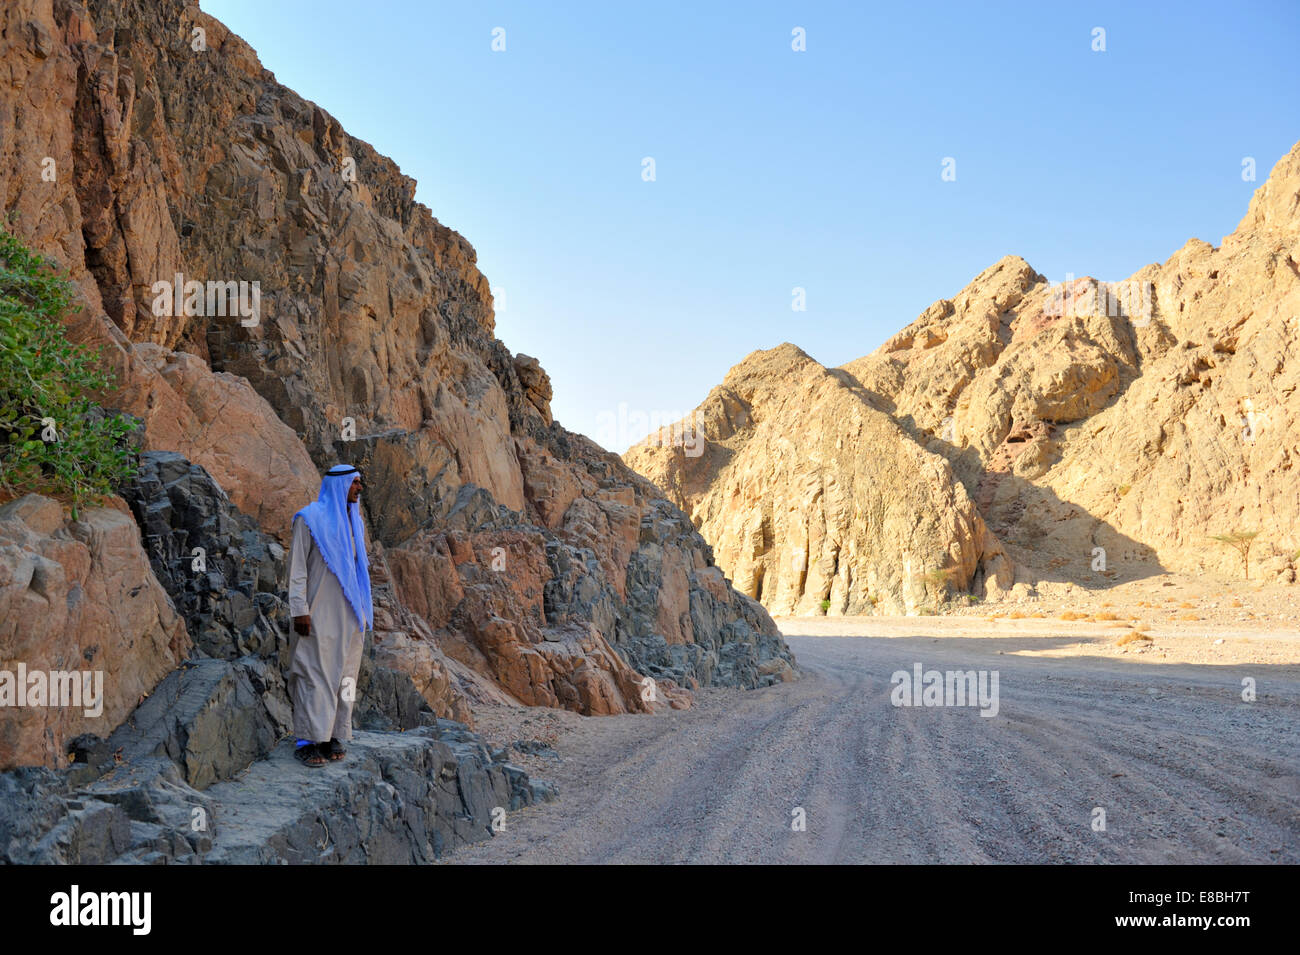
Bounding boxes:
[292,464,372,631]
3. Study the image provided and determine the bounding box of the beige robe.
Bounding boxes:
[286,514,367,742]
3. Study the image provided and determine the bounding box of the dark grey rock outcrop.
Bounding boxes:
[201,726,553,864]
[78,657,288,791]
[121,451,290,666]
[1,726,553,864]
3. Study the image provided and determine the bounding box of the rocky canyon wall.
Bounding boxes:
[628,143,1300,613]
[0,0,794,778]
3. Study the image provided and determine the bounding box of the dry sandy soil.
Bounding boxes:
[451,577,1300,864]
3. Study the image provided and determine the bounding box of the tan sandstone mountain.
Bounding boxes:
[624,343,1013,615]
[627,142,1300,615]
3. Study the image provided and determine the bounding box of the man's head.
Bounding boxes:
[321,464,361,508]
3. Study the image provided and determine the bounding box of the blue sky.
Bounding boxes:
[201,0,1299,450]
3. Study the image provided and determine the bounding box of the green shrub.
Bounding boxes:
[819,598,831,614]
[0,226,135,517]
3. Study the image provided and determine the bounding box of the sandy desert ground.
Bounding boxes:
[452,579,1300,864]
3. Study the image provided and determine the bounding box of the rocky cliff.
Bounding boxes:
[628,142,1300,613]
[0,0,793,859]
[0,0,791,745]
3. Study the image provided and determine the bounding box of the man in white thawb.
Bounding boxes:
[286,464,373,768]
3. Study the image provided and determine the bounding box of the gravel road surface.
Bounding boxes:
[452,621,1300,863]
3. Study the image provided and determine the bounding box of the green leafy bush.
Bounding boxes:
[0,226,135,517]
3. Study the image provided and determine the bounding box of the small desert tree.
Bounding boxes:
[0,225,135,516]
[1208,530,1260,581]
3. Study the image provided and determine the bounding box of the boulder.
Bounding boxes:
[0,495,190,770]
[87,658,288,791]
[114,346,321,544]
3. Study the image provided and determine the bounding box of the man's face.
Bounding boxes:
[347,476,361,503]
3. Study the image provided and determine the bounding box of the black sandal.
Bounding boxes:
[325,738,346,761]
[294,742,326,768]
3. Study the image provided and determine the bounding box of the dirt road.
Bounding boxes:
[452,619,1300,863]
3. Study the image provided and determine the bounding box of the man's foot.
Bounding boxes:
[294,742,326,768]
[325,738,346,761]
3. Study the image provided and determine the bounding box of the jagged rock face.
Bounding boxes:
[0,1,317,542]
[626,346,1012,615]
[389,522,649,715]
[383,444,792,711]
[2,0,525,509]
[617,500,794,685]
[196,725,555,864]
[0,0,794,717]
[841,143,1300,583]
[1,725,554,864]
[122,451,290,665]
[0,495,190,769]
[114,346,321,543]
[629,144,1300,607]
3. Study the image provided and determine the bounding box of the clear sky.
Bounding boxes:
[201,0,1299,451]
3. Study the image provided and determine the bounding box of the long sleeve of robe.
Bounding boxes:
[286,514,366,743]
